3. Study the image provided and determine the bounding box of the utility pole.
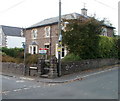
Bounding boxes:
[58,0,62,77]
[22,42,26,76]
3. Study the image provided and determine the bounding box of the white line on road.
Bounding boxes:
[16,80,25,83]
[19,77,35,81]
[74,67,118,81]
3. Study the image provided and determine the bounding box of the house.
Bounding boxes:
[0,25,25,48]
[25,8,115,58]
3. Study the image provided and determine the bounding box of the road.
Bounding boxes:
[1,67,119,99]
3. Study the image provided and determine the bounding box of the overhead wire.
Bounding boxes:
[94,0,116,10]
[0,0,26,14]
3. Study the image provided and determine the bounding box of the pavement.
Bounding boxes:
[1,64,119,84]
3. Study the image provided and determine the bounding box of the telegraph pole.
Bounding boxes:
[22,42,26,76]
[58,0,62,77]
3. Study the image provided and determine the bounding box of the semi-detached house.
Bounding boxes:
[25,8,115,58]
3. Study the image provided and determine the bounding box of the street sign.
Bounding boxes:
[39,48,48,55]
[57,47,61,52]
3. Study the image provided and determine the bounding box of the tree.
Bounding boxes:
[62,16,103,59]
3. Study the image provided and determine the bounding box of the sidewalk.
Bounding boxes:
[1,64,119,84]
[37,64,119,83]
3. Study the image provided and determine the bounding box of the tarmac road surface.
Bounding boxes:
[1,66,119,99]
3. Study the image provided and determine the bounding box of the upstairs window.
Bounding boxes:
[31,29,37,39]
[45,26,50,37]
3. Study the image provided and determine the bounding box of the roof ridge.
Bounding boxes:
[0,25,22,29]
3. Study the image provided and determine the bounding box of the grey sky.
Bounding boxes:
[0,0,119,33]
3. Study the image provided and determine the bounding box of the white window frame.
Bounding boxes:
[55,44,67,59]
[31,29,38,39]
[44,26,50,37]
[29,45,38,54]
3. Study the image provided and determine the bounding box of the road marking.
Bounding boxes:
[2,84,43,95]
[13,89,22,92]
[16,80,25,83]
[20,77,35,81]
[63,67,118,83]
[23,87,30,90]
[81,67,117,78]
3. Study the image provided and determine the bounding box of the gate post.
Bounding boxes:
[48,56,58,78]
[37,57,45,76]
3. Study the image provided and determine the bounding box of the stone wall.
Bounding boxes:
[1,58,119,77]
[2,62,25,76]
[1,62,39,76]
[61,58,119,75]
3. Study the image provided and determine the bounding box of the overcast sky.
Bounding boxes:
[0,0,119,33]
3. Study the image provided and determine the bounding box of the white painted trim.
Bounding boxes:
[55,43,67,59]
[29,45,38,54]
[44,26,51,38]
[36,46,38,54]
[55,43,58,59]
[31,29,38,39]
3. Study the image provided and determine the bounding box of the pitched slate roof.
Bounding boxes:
[27,13,87,29]
[0,25,22,37]
[27,12,115,29]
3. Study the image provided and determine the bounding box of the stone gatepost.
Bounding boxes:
[48,56,58,78]
[37,57,45,76]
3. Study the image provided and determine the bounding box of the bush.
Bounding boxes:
[98,36,118,58]
[2,55,23,63]
[62,53,81,61]
[63,36,118,61]
[1,47,24,59]
[26,54,39,64]
[63,17,102,59]
[1,47,24,63]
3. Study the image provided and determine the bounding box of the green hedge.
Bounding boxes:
[63,36,118,61]
[1,47,24,59]
[62,53,81,61]
[98,36,118,58]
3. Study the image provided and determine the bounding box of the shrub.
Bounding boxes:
[2,55,23,63]
[25,54,39,64]
[63,36,118,61]
[62,53,81,61]
[63,17,102,59]
[1,47,24,59]
[98,36,118,58]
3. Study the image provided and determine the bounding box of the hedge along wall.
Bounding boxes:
[98,36,118,58]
